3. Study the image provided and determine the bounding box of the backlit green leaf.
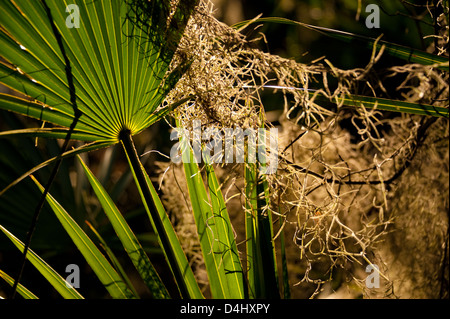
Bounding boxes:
[32,176,136,299]
[0,224,83,299]
[77,155,170,299]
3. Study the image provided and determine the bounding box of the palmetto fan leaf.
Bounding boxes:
[0,0,195,143]
[0,0,202,299]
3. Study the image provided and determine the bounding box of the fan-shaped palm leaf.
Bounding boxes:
[0,0,194,142]
[0,0,201,299]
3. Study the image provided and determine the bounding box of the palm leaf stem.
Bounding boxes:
[119,128,191,299]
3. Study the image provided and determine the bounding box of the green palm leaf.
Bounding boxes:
[182,143,245,299]
[204,163,246,299]
[318,92,449,118]
[0,269,38,299]
[244,161,279,299]
[77,155,170,299]
[244,125,279,299]
[121,130,203,299]
[0,0,199,298]
[258,85,449,118]
[0,0,194,142]
[32,175,136,299]
[0,140,111,197]
[0,224,84,299]
[85,221,140,298]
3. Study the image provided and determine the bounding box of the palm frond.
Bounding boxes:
[0,0,194,142]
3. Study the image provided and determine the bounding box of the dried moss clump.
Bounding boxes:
[157,0,449,298]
